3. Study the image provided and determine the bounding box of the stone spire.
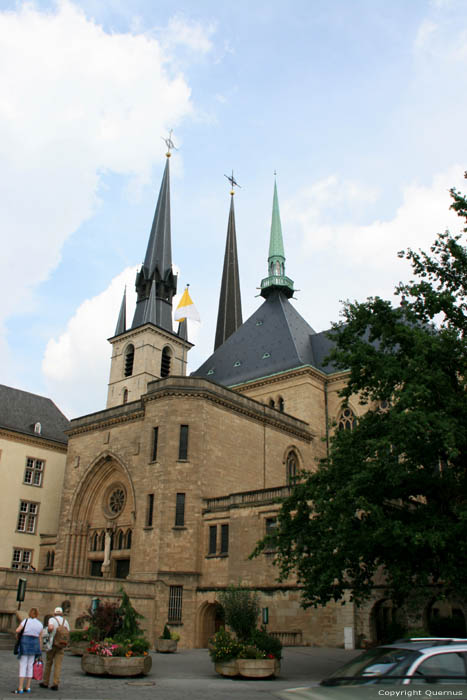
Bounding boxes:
[131,154,177,331]
[214,190,243,350]
[260,179,295,299]
[114,287,127,335]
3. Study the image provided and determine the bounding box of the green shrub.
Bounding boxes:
[160,624,172,640]
[208,627,243,662]
[130,638,150,654]
[249,627,282,659]
[218,585,260,641]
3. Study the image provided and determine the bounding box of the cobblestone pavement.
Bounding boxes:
[0,647,359,700]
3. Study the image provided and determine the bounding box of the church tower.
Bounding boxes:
[106,150,192,408]
[214,179,243,350]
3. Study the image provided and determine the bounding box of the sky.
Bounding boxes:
[1,0,467,419]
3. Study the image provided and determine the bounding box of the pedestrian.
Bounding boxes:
[40,606,70,691]
[13,607,43,694]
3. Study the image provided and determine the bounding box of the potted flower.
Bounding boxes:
[156,624,178,653]
[82,638,152,676]
[209,585,282,679]
[81,588,152,677]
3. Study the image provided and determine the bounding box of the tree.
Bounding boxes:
[218,584,260,640]
[252,177,467,608]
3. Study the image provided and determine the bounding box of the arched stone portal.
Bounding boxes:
[370,599,403,644]
[196,602,224,648]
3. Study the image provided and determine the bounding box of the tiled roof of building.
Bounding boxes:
[0,384,69,444]
[193,289,338,387]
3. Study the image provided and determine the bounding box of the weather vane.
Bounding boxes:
[162,129,177,157]
[224,170,241,195]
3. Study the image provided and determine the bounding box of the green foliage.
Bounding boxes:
[69,629,91,643]
[115,587,144,641]
[208,627,243,662]
[161,624,171,640]
[249,627,282,659]
[82,602,122,641]
[218,585,260,640]
[252,178,467,608]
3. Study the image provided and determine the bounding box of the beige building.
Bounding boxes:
[0,385,68,572]
[0,157,420,649]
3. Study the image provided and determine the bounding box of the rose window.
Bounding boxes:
[109,488,125,515]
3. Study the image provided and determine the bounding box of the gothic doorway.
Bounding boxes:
[196,602,225,647]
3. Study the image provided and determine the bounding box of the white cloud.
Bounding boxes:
[43,267,137,417]
[282,166,466,332]
[0,0,206,373]
[163,14,215,54]
[287,167,463,264]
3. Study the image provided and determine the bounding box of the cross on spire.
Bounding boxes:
[224,170,241,196]
[162,129,177,157]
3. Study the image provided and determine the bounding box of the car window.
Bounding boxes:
[322,647,421,686]
[409,652,467,684]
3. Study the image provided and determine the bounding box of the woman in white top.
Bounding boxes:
[14,607,43,694]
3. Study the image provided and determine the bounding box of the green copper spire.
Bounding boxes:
[260,179,295,299]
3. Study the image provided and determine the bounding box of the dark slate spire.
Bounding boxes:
[132,154,177,331]
[214,192,243,350]
[260,179,295,299]
[177,318,188,341]
[114,288,127,335]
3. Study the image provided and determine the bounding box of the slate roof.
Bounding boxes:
[193,289,338,387]
[0,384,69,444]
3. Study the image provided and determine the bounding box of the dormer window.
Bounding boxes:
[233,361,241,367]
[34,422,41,435]
[262,352,271,359]
[207,369,215,376]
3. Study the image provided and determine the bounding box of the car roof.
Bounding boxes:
[383,642,467,654]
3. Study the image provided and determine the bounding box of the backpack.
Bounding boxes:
[52,617,70,649]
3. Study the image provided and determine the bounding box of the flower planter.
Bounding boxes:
[81,653,152,677]
[237,658,280,679]
[215,659,239,677]
[156,638,177,653]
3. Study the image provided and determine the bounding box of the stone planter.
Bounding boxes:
[81,653,152,677]
[155,638,177,653]
[237,658,280,679]
[215,659,239,677]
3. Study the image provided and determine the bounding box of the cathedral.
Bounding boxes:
[1,149,382,649]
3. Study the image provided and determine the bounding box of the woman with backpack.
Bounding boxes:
[39,606,70,691]
[13,607,44,694]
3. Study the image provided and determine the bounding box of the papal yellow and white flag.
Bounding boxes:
[174,286,201,322]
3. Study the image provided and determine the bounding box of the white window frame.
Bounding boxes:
[24,457,45,487]
[17,500,39,534]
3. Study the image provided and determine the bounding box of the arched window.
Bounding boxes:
[338,407,356,431]
[117,530,124,550]
[99,532,105,551]
[286,451,298,484]
[124,344,135,377]
[91,533,98,552]
[161,346,172,378]
[34,422,41,434]
[123,389,128,404]
[278,397,284,412]
[269,398,275,409]
[126,530,132,549]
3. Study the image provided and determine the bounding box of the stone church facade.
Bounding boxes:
[0,152,393,648]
